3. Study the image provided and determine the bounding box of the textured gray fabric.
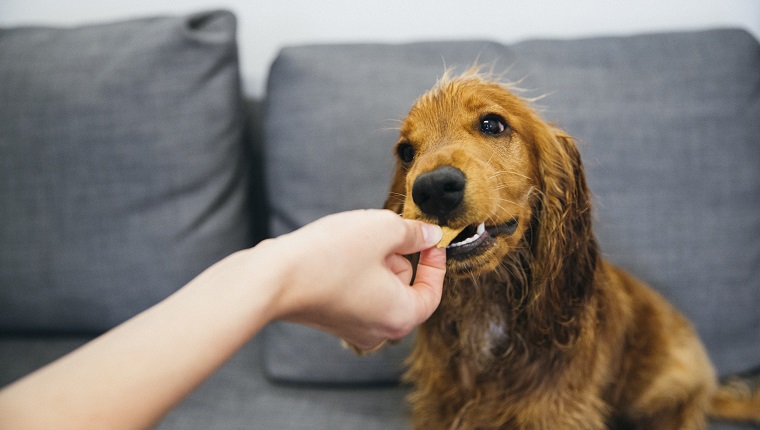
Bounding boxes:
[161,337,411,430]
[0,11,251,333]
[0,336,749,429]
[0,336,412,430]
[263,30,760,383]
[263,321,414,384]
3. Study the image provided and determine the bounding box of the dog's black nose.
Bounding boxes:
[412,166,466,221]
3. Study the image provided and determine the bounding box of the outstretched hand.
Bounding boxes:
[265,209,447,350]
[0,209,446,430]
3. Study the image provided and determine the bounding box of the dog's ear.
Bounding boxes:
[383,162,407,214]
[529,127,598,346]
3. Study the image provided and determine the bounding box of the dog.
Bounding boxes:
[383,70,760,429]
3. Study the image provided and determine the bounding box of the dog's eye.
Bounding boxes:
[396,142,415,164]
[480,114,508,135]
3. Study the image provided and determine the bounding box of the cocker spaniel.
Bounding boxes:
[383,71,760,429]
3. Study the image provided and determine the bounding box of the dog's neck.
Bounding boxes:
[435,262,531,365]
[432,237,599,370]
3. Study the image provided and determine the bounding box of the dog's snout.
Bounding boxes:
[412,166,466,221]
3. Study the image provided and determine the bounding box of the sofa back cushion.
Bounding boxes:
[0,11,252,333]
[262,30,760,384]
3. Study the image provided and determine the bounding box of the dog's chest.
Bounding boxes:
[438,278,523,381]
[451,310,512,364]
[442,285,514,357]
[480,321,510,356]
[447,319,512,398]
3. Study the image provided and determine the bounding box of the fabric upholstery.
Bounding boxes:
[0,10,252,333]
[0,335,411,430]
[0,335,750,430]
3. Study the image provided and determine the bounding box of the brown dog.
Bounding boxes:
[384,71,760,429]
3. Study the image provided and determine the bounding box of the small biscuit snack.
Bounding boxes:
[341,339,391,356]
[437,226,466,248]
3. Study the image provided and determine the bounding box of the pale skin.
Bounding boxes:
[0,209,446,430]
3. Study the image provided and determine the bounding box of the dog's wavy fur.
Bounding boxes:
[384,71,760,429]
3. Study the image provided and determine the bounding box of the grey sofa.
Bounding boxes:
[1,10,758,429]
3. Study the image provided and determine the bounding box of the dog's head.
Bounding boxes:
[386,72,594,281]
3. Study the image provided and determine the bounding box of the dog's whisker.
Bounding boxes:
[492,184,518,192]
[487,169,533,181]
[523,91,554,104]
[490,198,522,214]
[485,152,497,167]
[380,118,404,125]
[489,202,515,218]
[373,126,402,133]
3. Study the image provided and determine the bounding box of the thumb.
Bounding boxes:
[393,219,443,255]
[409,247,446,322]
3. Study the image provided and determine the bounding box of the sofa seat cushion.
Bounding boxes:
[0,335,411,430]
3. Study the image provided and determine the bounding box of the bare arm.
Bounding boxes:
[0,209,445,430]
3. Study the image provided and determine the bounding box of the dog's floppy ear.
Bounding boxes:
[383,162,407,214]
[529,127,598,346]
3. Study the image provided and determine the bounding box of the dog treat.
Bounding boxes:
[437,226,466,248]
[341,338,392,356]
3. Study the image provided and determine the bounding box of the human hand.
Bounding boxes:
[0,209,443,430]
[263,209,446,351]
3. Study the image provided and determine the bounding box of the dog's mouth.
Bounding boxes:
[445,218,518,260]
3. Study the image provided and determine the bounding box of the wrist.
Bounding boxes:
[238,238,300,324]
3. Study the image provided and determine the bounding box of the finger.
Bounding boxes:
[409,247,447,322]
[392,219,442,256]
[386,254,414,286]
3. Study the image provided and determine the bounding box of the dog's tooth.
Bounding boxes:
[462,232,479,245]
[443,223,488,248]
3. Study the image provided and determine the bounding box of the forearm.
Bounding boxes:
[0,210,445,430]
[0,245,286,430]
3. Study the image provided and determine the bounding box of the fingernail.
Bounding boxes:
[422,223,442,247]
